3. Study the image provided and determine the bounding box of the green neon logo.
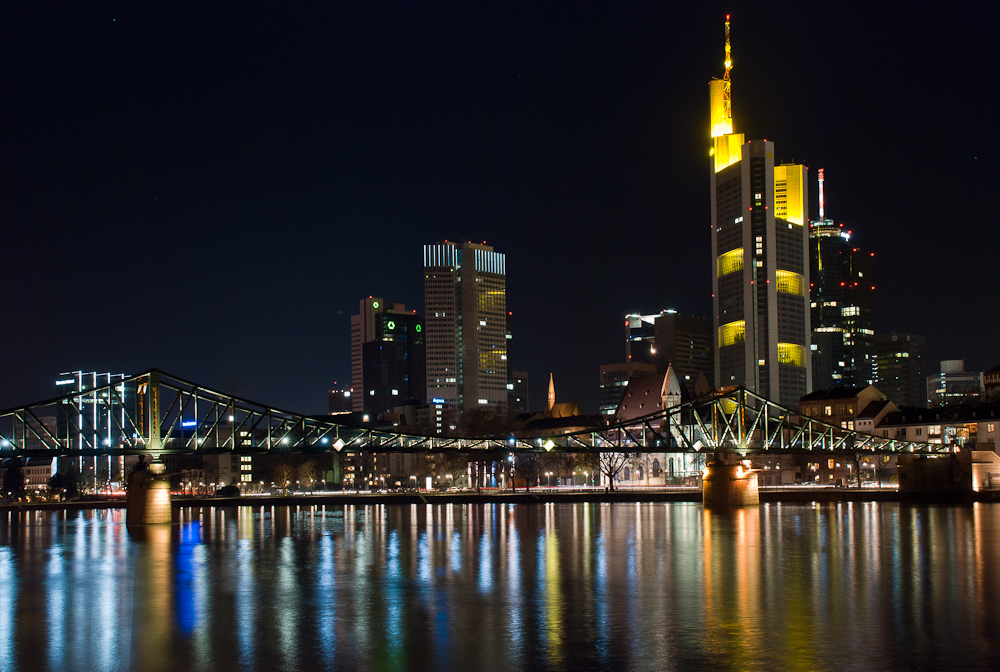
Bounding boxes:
[387,321,396,330]
[415,324,422,332]
[372,301,380,308]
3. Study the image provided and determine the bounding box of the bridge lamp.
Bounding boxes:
[321,437,329,445]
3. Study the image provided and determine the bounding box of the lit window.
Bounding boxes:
[718,321,746,347]
[716,249,744,277]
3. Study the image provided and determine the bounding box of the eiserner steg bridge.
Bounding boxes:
[0,368,948,517]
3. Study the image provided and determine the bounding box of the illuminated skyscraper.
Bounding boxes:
[709,17,811,406]
[423,241,507,411]
[809,170,875,389]
[350,298,425,414]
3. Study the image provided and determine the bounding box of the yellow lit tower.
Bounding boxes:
[709,16,811,406]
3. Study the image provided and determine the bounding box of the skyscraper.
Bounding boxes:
[709,17,811,407]
[423,241,507,412]
[809,169,875,389]
[874,332,926,407]
[350,297,425,414]
[624,310,714,391]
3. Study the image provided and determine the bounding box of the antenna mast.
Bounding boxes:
[723,15,732,122]
[818,168,826,219]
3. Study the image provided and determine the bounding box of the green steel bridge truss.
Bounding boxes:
[0,369,945,459]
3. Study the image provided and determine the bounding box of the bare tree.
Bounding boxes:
[511,453,544,491]
[592,452,634,492]
[298,460,317,491]
[873,453,893,487]
[271,461,295,493]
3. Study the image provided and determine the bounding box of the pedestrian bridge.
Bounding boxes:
[0,368,942,458]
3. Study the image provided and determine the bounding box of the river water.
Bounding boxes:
[0,501,998,671]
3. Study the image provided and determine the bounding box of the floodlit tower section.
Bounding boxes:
[709,18,810,406]
[710,15,744,173]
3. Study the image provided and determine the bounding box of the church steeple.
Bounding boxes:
[547,373,556,411]
[661,363,682,411]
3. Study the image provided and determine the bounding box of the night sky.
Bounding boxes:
[1,2,997,414]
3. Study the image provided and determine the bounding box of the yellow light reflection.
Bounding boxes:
[719,320,746,347]
[717,248,744,277]
[775,270,804,296]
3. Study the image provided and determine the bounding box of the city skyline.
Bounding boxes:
[1,3,996,415]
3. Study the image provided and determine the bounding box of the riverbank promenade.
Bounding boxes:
[4,485,998,512]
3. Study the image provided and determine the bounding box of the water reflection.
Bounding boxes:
[0,503,998,671]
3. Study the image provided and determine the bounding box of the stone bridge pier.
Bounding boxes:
[702,456,759,506]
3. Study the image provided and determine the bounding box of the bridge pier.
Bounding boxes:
[702,458,759,506]
[126,458,173,526]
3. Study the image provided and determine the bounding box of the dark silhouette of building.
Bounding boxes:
[809,169,875,390]
[875,333,926,407]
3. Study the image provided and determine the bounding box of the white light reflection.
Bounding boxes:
[0,547,17,668]
[45,542,66,670]
[276,537,300,668]
[505,505,523,656]
[234,536,257,668]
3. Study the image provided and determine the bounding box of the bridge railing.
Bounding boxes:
[0,369,942,457]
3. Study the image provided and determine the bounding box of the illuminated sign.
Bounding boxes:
[56,379,75,386]
[181,420,197,428]
[415,324,422,332]
[387,321,395,330]
[431,397,446,404]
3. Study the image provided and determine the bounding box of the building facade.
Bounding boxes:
[709,20,810,406]
[874,333,926,407]
[54,371,135,491]
[625,310,714,389]
[350,297,425,415]
[598,362,658,416]
[808,169,875,390]
[508,369,529,414]
[927,360,983,407]
[423,241,507,412]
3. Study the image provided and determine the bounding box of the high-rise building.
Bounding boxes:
[809,170,875,390]
[423,241,507,411]
[327,387,353,414]
[874,333,926,407]
[54,371,136,491]
[508,369,529,414]
[709,18,810,407]
[350,297,425,414]
[927,360,983,407]
[598,362,657,416]
[625,310,714,391]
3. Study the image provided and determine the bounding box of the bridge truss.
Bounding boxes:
[0,369,943,459]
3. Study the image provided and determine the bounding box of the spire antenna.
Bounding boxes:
[818,168,826,219]
[723,15,732,122]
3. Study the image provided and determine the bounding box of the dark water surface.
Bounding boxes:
[1,502,998,671]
